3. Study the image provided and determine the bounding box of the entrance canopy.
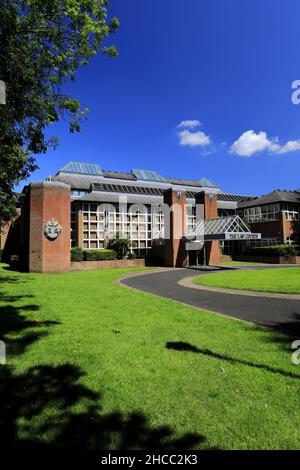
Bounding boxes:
[185,215,261,242]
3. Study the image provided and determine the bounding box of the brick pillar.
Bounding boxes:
[27,182,71,273]
[195,191,220,266]
[163,189,188,267]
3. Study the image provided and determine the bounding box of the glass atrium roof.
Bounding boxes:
[60,161,102,175]
[131,169,166,182]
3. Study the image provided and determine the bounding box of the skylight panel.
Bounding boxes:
[59,161,102,175]
[132,169,166,182]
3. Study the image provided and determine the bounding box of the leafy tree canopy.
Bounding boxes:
[0,0,119,223]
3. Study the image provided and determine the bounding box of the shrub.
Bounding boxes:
[83,249,117,261]
[71,247,83,262]
[108,233,131,259]
[245,244,300,258]
[127,252,136,260]
[0,248,3,261]
[9,254,19,270]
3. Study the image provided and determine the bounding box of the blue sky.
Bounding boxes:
[20,0,300,196]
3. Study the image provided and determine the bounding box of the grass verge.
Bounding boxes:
[194,267,300,294]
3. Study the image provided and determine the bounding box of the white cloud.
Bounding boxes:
[230,130,300,157]
[276,139,300,154]
[178,130,211,147]
[230,130,279,157]
[177,120,202,129]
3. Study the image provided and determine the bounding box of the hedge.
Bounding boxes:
[71,247,83,262]
[71,248,118,262]
[245,245,300,258]
[83,249,117,261]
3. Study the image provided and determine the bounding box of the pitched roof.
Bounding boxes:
[198,177,219,188]
[55,161,220,189]
[238,190,300,208]
[59,161,102,175]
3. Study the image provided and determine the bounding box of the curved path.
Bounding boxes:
[121,268,300,336]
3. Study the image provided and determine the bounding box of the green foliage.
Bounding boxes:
[0,0,119,223]
[127,252,137,260]
[83,249,117,261]
[70,247,83,262]
[108,233,131,259]
[245,244,300,258]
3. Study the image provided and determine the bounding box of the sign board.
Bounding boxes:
[185,241,204,251]
[225,232,261,241]
[188,233,262,241]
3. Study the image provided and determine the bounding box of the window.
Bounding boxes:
[282,204,299,221]
[71,190,87,198]
[186,206,196,231]
[79,203,157,255]
[286,235,295,245]
[243,205,280,223]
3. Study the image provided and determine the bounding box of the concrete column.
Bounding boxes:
[163,189,188,268]
[27,182,71,273]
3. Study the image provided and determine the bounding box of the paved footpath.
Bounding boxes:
[121,268,300,337]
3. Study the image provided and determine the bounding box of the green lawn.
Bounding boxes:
[0,264,300,450]
[194,267,300,294]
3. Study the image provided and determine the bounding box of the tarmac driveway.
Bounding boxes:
[121,268,300,337]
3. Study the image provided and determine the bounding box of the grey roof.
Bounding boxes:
[60,161,102,175]
[238,190,300,209]
[76,192,165,206]
[166,176,220,188]
[198,177,219,188]
[54,161,220,189]
[51,172,254,206]
[52,173,101,190]
[218,193,256,202]
[102,170,136,180]
[91,182,199,199]
[132,168,166,182]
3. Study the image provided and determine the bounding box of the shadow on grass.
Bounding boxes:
[0,290,60,356]
[0,276,206,450]
[0,363,205,450]
[265,311,300,340]
[166,341,300,380]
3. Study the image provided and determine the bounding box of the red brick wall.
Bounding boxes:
[241,212,299,245]
[195,191,220,265]
[282,218,300,243]
[28,182,71,273]
[163,189,188,267]
[70,258,145,271]
[248,220,284,243]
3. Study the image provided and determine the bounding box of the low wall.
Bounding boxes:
[70,258,145,271]
[234,255,300,265]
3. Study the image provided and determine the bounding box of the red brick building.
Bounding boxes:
[237,190,300,247]
[1,161,299,272]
